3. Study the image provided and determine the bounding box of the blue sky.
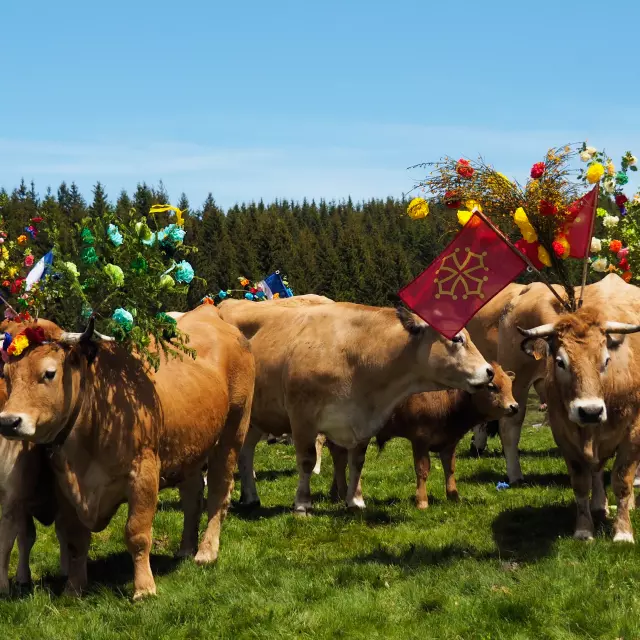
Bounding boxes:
[2,0,639,209]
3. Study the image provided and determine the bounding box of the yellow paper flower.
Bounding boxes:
[8,267,18,278]
[457,208,482,228]
[407,197,429,220]
[1,247,7,260]
[17,235,27,245]
[9,334,29,356]
[513,207,538,243]
[538,245,551,267]
[586,163,605,184]
[606,161,615,176]
[465,200,482,213]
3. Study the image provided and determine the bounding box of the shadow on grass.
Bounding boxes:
[464,469,571,488]
[37,552,183,598]
[492,504,575,561]
[458,448,562,460]
[352,542,497,572]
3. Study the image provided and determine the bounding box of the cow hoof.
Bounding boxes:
[239,497,261,509]
[469,444,484,458]
[194,549,218,565]
[62,585,83,598]
[573,529,594,541]
[509,478,525,488]
[613,531,635,544]
[132,586,157,601]
[416,500,429,510]
[446,491,460,503]
[347,497,366,510]
[294,504,312,516]
[176,547,196,559]
[634,476,640,488]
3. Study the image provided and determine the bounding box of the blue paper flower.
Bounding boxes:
[107,224,124,247]
[2,333,12,351]
[174,261,194,284]
[245,292,255,300]
[112,308,134,331]
[160,224,186,247]
[218,290,228,299]
[496,481,510,491]
[255,290,266,299]
[81,305,93,319]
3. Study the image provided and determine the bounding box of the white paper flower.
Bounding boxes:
[630,155,637,166]
[592,257,608,272]
[586,146,597,155]
[590,237,602,254]
[603,179,616,193]
[603,215,620,229]
[580,151,592,162]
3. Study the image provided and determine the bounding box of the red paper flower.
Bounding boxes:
[1,281,8,288]
[530,162,545,180]
[539,200,558,216]
[30,217,43,224]
[10,279,23,295]
[552,240,566,257]
[619,257,629,271]
[609,239,623,254]
[250,287,257,294]
[444,190,462,209]
[615,194,628,208]
[456,159,475,179]
[24,326,46,345]
[623,271,633,283]
[566,201,581,219]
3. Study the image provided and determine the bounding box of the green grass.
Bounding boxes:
[2,395,640,639]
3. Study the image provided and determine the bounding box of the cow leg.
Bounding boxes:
[590,468,609,518]
[55,518,69,577]
[313,434,326,475]
[238,425,264,507]
[125,453,159,600]
[177,472,205,558]
[440,445,459,502]
[412,439,431,510]
[196,403,250,565]
[567,460,594,541]
[59,510,91,597]
[346,442,368,510]
[291,424,318,515]
[0,505,19,594]
[15,514,36,587]
[326,440,348,503]
[470,424,488,457]
[611,449,639,543]
[499,383,529,484]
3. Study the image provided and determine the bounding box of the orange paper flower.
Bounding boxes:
[609,239,623,254]
[623,271,633,283]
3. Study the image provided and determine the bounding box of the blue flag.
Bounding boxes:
[258,272,293,299]
[25,250,53,291]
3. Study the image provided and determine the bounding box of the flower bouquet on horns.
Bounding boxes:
[39,204,201,370]
[407,143,614,311]
[577,145,638,282]
[0,193,47,320]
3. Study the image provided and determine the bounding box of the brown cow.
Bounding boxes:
[519,274,640,542]
[326,363,517,509]
[0,377,60,593]
[218,299,494,513]
[0,304,254,599]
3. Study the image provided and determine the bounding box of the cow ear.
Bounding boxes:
[396,306,427,336]
[607,333,626,350]
[505,370,516,381]
[520,337,549,360]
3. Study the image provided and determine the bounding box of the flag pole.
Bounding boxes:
[577,184,599,309]
[472,210,572,312]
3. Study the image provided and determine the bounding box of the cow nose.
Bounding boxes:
[509,403,519,416]
[486,367,495,382]
[0,414,22,435]
[578,405,604,423]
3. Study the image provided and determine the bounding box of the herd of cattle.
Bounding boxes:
[0,272,638,601]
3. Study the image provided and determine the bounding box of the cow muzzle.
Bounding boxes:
[0,413,36,439]
[467,366,495,393]
[568,399,607,426]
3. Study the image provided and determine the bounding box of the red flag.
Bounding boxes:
[567,186,599,258]
[399,213,526,339]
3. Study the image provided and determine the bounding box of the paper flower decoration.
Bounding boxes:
[590,238,602,254]
[456,159,474,178]
[104,263,125,287]
[603,215,620,229]
[538,245,551,267]
[513,207,537,243]
[616,172,629,186]
[107,224,124,247]
[135,221,153,242]
[218,290,228,299]
[24,255,34,268]
[539,201,558,216]
[530,162,545,179]
[580,151,592,162]
[586,163,605,184]
[81,246,99,265]
[609,240,623,254]
[64,262,79,277]
[444,191,462,209]
[7,333,29,356]
[160,224,186,248]
[245,292,255,300]
[592,257,608,272]
[174,261,194,284]
[159,274,175,289]
[623,271,633,283]
[112,308,134,331]
[407,197,429,220]
[81,228,95,245]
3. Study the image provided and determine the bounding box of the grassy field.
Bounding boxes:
[2,396,640,639]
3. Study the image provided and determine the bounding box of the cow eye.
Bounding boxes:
[452,334,465,345]
[555,357,565,370]
[604,356,611,369]
[487,383,498,391]
[44,369,56,381]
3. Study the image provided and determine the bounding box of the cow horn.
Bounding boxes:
[60,317,115,344]
[517,324,556,338]
[604,321,640,335]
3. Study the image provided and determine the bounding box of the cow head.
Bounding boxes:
[470,363,518,419]
[518,307,640,426]
[0,318,114,442]
[396,307,494,393]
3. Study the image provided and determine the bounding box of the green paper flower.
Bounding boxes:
[131,255,148,273]
[81,228,95,245]
[159,274,175,289]
[616,172,629,185]
[64,261,80,277]
[103,263,125,287]
[81,246,98,265]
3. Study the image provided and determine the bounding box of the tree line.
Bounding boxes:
[0,179,589,312]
